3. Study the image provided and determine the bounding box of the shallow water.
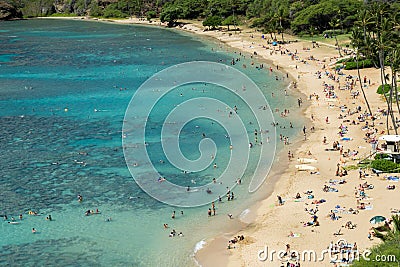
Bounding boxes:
[0,19,303,266]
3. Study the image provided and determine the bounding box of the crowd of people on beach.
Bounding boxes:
[211,31,400,265]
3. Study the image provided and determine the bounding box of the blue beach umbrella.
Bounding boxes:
[370,216,386,224]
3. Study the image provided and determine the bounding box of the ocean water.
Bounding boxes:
[0,19,302,266]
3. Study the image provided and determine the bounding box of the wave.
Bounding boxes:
[239,208,250,220]
[192,239,206,267]
[193,239,206,254]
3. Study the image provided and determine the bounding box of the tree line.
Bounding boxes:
[349,1,400,135]
[2,0,399,35]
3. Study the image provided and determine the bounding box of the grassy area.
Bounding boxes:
[352,236,400,266]
[343,165,359,171]
[49,13,79,17]
[298,33,352,48]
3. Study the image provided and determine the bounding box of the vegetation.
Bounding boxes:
[350,1,400,135]
[0,0,22,20]
[203,15,222,30]
[146,10,156,21]
[377,84,391,95]
[370,159,399,173]
[352,215,400,267]
[343,59,373,70]
[2,1,400,265]
[3,0,398,37]
[160,2,182,27]
[336,58,374,70]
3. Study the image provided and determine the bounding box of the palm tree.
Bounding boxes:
[387,11,400,129]
[389,48,400,125]
[358,1,398,134]
[350,28,373,117]
[329,17,343,57]
[376,10,397,134]
[373,215,400,241]
[355,9,373,45]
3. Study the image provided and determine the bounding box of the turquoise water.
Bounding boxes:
[0,19,301,266]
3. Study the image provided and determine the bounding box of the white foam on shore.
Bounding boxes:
[193,257,202,267]
[192,239,206,267]
[193,239,206,254]
[239,208,250,220]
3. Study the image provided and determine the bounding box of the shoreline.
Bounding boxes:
[167,18,395,267]
[36,16,396,267]
[192,22,396,267]
[36,15,305,263]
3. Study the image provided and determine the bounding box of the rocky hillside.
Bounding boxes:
[7,0,159,18]
[0,1,22,20]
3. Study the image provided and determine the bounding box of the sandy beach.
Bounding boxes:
[176,21,399,267]
[40,16,399,266]
[169,19,397,267]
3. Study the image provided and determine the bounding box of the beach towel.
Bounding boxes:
[289,233,301,238]
[364,205,373,210]
[388,176,399,181]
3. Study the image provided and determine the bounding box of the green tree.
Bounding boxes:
[203,15,222,30]
[89,1,103,17]
[329,17,342,57]
[350,28,372,117]
[291,0,362,34]
[103,3,128,18]
[373,215,400,242]
[352,1,400,134]
[175,0,207,19]
[160,3,182,27]
[275,6,288,43]
[222,15,238,31]
[146,10,156,21]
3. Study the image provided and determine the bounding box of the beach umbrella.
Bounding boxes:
[370,216,386,224]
